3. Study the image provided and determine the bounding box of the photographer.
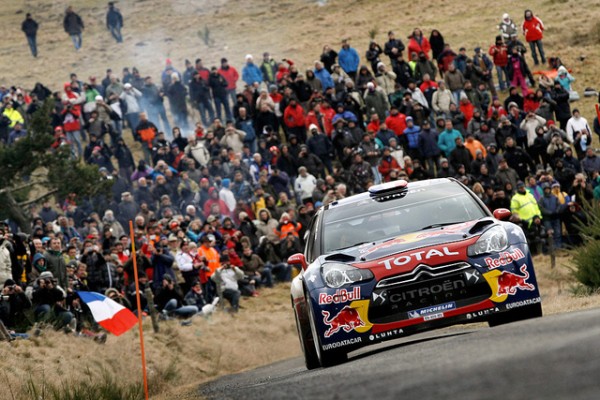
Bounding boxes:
[0,279,32,336]
[211,254,244,313]
[32,271,74,331]
[155,275,197,319]
[569,173,593,209]
[149,240,176,291]
[80,241,115,293]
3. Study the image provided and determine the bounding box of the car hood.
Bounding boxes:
[325,221,485,263]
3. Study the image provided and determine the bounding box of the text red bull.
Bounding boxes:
[322,306,365,338]
[497,264,535,296]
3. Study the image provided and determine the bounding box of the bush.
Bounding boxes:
[571,202,600,290]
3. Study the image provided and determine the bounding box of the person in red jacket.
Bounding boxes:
[283,97,306,142]
[407,28,431,60]
[459,94,474,129]
[203,187,230,217]
[522,9,545,66]
[218,58,239,106]
[488,36,509,90]
[378,147,402,182]
[385,106,407,137]
[61,104,83,158]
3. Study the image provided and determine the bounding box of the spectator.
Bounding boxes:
[155,275,197,319]
[63,6,84,51]
[408,28,431,59]
[211,254,244,313]
[106,2,123,43]
[242,54,262,86]
[338,39,360,80]
[21,13,38,57]
[522,9,545,66]
[510,181,541,226]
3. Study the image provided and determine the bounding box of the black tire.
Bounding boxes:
[488,303,543,327]
[293,297,321,370]
[306,292,348,368]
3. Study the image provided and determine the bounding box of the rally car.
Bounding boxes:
[289,178,542,369]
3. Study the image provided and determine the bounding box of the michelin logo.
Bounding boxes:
[408,302,456,319]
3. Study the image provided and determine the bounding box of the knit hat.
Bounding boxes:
[222,178,230,188]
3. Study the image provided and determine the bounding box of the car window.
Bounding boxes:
[321,182,487,254]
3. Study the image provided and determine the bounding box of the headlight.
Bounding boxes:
[321,263,374,288]
[467,225,509,256]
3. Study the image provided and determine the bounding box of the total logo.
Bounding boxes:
[318,287,361,305]
[484,248,525,269]
[378,246,460,270]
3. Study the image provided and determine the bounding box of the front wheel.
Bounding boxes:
[306,293,348,368]
[293,297,320,370]
[488,303,543,327]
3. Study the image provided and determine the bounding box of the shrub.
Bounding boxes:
[571,202,600,290]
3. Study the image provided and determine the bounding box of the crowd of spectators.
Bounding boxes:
[1,7,599,338]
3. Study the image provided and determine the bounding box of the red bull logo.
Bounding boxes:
[497,264,535,296]
[322,306,365,338]
[318,287,361,305]
[484,248,525,269]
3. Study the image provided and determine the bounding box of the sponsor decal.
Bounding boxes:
[423,313,444,321]
[322,306,365,338]
[497,264,535,296]
[505,297,541,310]
[408,302,456,319]
[378,247,460,270]
[307,274,317,283]
[465,270,480,283]
[322,337,362,351]
[484,248,526,269]
[318,287,361,305]
[465,307,500,319]
[389,280,465,303]
[368,328,405,341]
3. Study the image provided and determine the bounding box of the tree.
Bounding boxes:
[0,100,112,233]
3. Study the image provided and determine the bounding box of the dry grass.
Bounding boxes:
[1,0,600,398]
[0,284,299,400]
[0,254,597,399]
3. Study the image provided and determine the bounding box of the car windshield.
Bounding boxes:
[321,181,487,254]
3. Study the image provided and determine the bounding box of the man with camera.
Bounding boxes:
[155,275,197,319]
[0,279,31,339]
[211,254,244,313]
[32,271,74,331]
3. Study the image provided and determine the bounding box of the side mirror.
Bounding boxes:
[287,253,307,271]
[493,208,512,221]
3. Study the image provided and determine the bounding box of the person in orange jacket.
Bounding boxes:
[464,133,487,159]
[197,234,220,302]
[274,213,302,240]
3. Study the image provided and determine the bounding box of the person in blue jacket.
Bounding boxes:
[313,61,334,92]
[242,54,263,86]
[437,118,463,157]
[338,39,360,80]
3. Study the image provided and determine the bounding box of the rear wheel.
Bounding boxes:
[488,303,543,327]
[293,297,320,370]
[306,292,348,368]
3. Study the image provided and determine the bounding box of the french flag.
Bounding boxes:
[78,291,138,336]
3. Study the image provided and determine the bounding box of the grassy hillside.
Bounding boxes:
[2,0,599,122]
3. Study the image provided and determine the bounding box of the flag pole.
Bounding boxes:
[130,221,149,400]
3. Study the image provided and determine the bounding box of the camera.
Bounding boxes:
[1,295,9,301]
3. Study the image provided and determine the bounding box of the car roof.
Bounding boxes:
[325,178,458,211]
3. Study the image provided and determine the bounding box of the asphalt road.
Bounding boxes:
[199,308,600,400]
